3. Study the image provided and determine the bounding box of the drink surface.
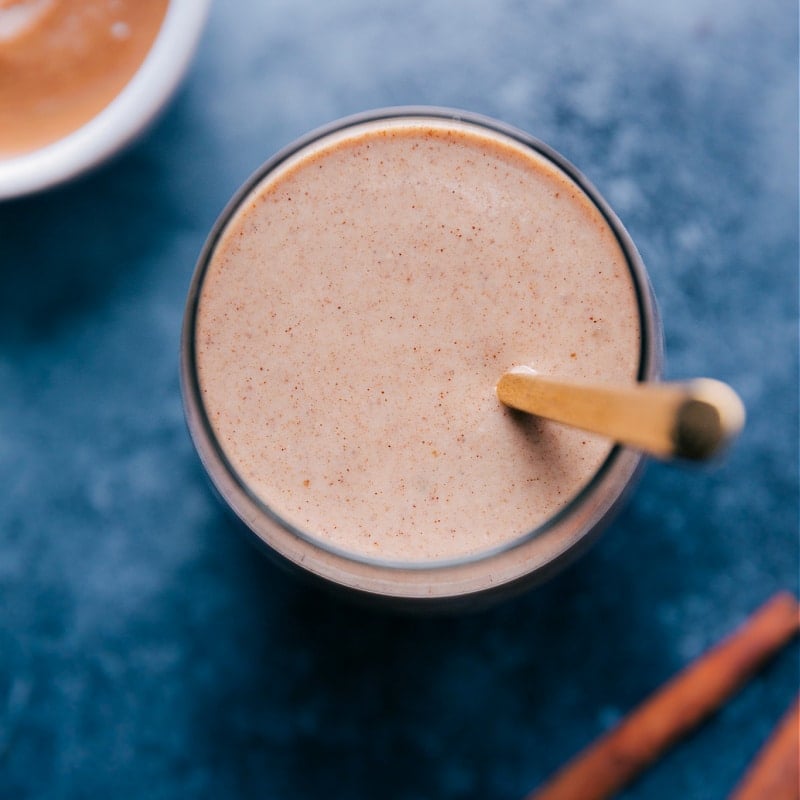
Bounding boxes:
[0,0,169,157]
[194,118,642,563]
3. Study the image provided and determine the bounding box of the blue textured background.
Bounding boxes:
[1,1,798,797]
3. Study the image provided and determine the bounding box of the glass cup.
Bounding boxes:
[180,107,663,611]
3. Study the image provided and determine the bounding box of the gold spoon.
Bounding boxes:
[496,366,745,461]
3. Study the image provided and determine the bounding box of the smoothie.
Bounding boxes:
[190,114,645,566]
[0,0,169,157]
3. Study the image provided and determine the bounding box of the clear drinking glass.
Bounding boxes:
[180,108,663,611]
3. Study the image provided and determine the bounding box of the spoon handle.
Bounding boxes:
[496,367,745,460]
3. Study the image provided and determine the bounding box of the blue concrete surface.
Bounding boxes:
[1,1,797,798]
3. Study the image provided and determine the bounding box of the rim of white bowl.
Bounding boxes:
[0,0,211,200]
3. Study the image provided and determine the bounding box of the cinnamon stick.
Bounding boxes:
[728,695,799,800]
[526,592,800,800]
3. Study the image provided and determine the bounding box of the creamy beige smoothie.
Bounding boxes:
[190,115,645,567]
[0,0,169,157]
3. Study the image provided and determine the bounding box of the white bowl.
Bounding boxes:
[0,0,211,200]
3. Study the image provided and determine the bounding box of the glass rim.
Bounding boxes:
[180,105,662,576]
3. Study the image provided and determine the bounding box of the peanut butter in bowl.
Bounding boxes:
[0,0,169,157]
[0,0,209,198]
